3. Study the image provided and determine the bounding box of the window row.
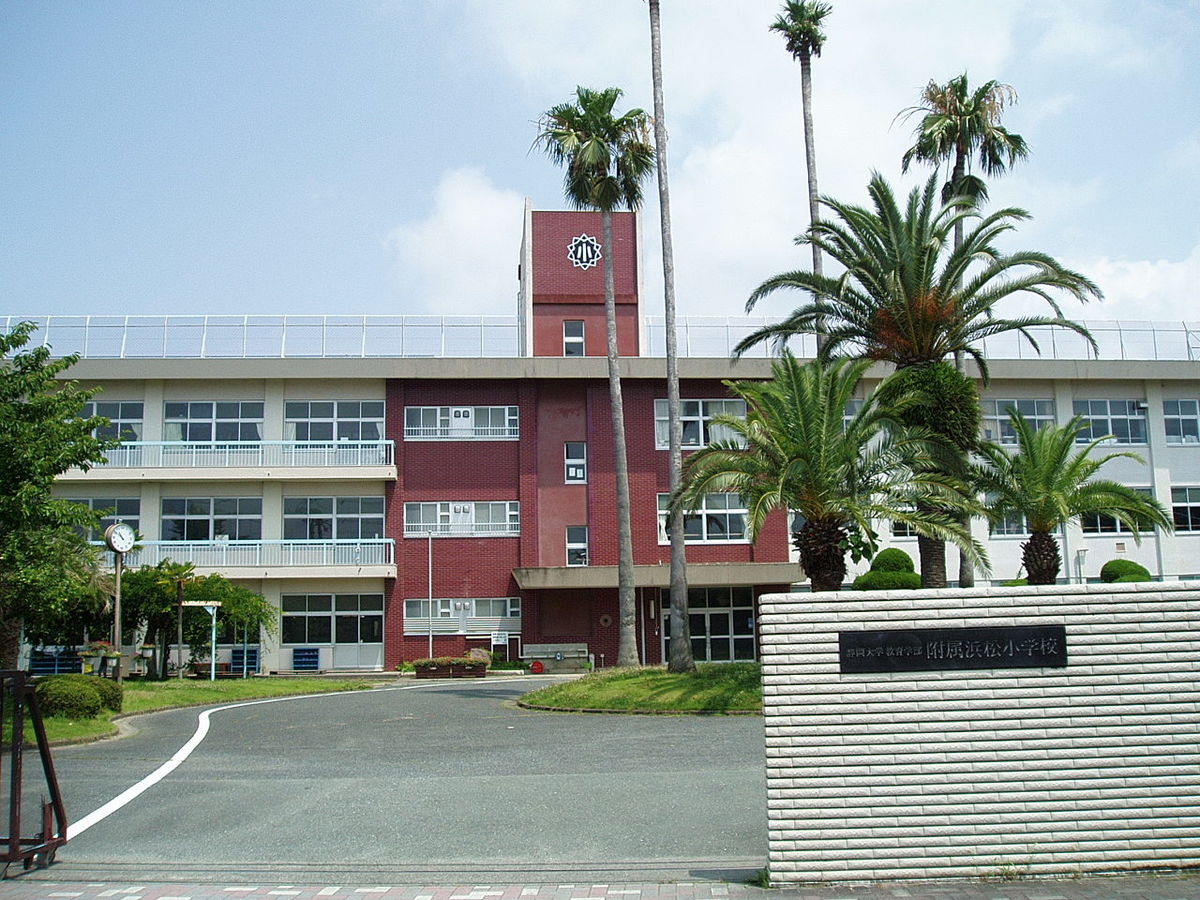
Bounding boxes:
[280,593,384,645]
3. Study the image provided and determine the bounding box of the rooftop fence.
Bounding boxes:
[6,315,1199,363]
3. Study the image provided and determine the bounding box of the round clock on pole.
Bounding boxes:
[103,522,135,684]
[104,522,136,554]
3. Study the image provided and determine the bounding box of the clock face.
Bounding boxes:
[105,522,136,553]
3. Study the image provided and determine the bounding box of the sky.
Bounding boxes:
[2,1,1198,327]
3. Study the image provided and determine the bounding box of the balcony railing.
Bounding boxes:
[98,539,394,568]
[403,523,521,538]
[96,441,394,468]
[403,426,519,441]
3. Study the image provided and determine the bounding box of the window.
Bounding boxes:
[1172,487,1200,532]
[655,399,747,449]
[161,497,262,541]
[164,401,263,443]
[982,399,1055,444]
[891,521,918,538]
[566,526,588,566]
[563,320,585,357]
[404,501,520,536]
[565,442,587,483]
[281,593,383,645]
[658,493,747,543]
[82,402,143,441]
[69,497,140,541]
[285,401,384,442]
[403,597,521,634]
[1082,488,1153,534]
[1164,399,1200,445]
[283,497,384,540]
[1072,399,1147,444]
[989,505,1028,536]
[403,406,518,440]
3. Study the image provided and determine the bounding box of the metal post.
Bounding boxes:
[208,606,218,681]
[427,530,434,659]
[113,551,124,685]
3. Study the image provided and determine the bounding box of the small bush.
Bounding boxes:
[1001,578,1029,587]
[852,570,922,591]
[51,674,123,711]
[1114,573,1153,583]
[1100,559,1151,583]
[871,548,916,573]
[36,678,103,719]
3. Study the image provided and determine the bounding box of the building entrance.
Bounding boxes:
[661,586,757,662]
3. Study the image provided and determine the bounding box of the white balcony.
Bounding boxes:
[99,440,393,467]
[100,539,395,577]
[403,426,518,441]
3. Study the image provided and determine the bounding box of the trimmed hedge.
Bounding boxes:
[871,548,916,573]
[36,678,103,719]
[852,570,922,591]
[1100,559,1151,583]
[52,673,123,711]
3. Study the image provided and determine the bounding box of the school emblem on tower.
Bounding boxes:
[567,233,602,270]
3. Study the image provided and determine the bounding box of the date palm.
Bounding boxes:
[675,353,986,591]
[647,1,694,672]
[738,173,1100,374]
[537,87,654,666]
[974,413,1172,585]
[770,0,832,338]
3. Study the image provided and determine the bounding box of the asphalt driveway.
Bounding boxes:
[39,678,767,882]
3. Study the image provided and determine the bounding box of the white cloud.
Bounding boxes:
[385,168,525,316]
[1076,242,1200,323]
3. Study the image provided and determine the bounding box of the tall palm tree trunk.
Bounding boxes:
[799,48,824,352]
[602,211,639,666]
[649,0,693,673]
[1022,530,1061,586]
[950,144,975,588]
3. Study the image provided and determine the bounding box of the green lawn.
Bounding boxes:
[7,677,373,745]
[519,663,762,714]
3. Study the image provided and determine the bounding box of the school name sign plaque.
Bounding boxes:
[839,624,1067,674]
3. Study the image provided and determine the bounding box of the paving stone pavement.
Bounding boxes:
[0,875,1197,900]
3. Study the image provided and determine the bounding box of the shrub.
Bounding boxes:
[1001,578,1029,586]
[51,674,123,711]
[871,548,915,573]
[1100,559,1151,583]
[36,677,103,719]
[852,570,922,591]
[1114,573,1153,583]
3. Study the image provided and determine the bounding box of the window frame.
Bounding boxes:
[981,398,1056,445]
[164,401,264,443]
[82,401,143,441]
[563,320,585,357]
[283,496,385,541]
[1072,399,1148,445]
[657,492,748,544]
[160,496,263,541]
[284,400,385,443]
[654,398,747,450]
[1172,486,1200,532]
[564,442,587,483]
[403,501,521,537]
[1164,399,1200,445]
[566,525,589,566]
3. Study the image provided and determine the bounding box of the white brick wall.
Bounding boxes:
[759,581,1200,883]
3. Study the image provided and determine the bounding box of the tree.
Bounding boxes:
[974,413,1172,585]
[900,74,1028,227]
[537,86,655,666]
[156,560,197,678]
[738,173,1100,373]
[647,1,693,674]
[0,321,116,667]
[770,0,832,342]
[899,73,1029,585]
[674,353,986,591]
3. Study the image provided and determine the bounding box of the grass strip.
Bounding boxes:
[519,662,762,714]
[6,677,374,745]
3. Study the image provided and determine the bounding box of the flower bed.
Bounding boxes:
[413,657,487,679]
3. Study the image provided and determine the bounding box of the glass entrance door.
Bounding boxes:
[662,586,757,663]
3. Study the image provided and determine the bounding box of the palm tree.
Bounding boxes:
[900,74,1028,221]
[770,0,832,346]
[738,172,1100,587]
[675,353,986,591]
[974,413,1172,585]
[647,1,693,673]
[537,87,654,667]
[899,73,1029,586]
[155,559,196,678]
[738,173,1100,372]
